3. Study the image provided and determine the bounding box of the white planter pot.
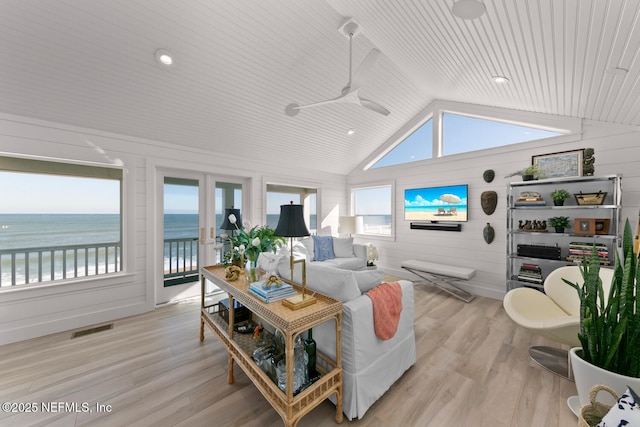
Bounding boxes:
[570,347,640,407]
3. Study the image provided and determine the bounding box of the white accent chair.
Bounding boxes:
[503,265,614,379]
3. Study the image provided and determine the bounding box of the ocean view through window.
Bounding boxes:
[0,157,123,287]
[352,185,393,236]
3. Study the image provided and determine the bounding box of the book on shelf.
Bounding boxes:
[566,256,611,265]
[568,241,609,264]
[517,263,543,283]
[514,200,546,206]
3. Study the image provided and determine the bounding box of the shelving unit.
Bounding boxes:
[507,174,622,292]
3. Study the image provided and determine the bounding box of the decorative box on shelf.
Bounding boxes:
[219,298,251,324]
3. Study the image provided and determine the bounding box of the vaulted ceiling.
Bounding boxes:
[1,1,640,175]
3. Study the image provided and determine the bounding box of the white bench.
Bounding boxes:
[401,259,476,303]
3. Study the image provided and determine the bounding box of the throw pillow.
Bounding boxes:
[291,241,309,262]
[299,237,314,261]
[312,235,335,261]
[353,268,385,293]
[257,252,282,273]
[597,386,640,427]
[333,237,354,258]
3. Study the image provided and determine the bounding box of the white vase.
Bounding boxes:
[570,347,640,407]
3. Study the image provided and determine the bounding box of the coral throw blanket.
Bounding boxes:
[366,282,403,340]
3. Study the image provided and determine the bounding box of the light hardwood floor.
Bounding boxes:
[0,282,578,427]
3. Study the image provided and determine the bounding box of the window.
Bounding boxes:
[370,119,433,168]
[266,184,317,233]
[442,113,562,156]
[368,109,566,169]
[352,185,393,236]
[0,157,122,288]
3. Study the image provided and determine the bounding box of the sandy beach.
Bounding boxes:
[406,210,468,222]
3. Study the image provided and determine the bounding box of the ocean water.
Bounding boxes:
[0,212,319,286]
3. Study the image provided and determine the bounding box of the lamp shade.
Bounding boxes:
[274,203,310,237]
[220,207,242,230]
[339,216,356,235]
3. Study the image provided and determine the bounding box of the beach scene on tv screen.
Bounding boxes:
[404,185,468,222]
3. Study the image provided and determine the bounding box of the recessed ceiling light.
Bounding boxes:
[452,0,486,20]
[347,128,355,135]
[492,76,509,83]
[155,49,173,66]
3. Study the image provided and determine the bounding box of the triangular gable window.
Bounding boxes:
[369,113,563,169]
[443,113,562,155]
[370,119,433,169]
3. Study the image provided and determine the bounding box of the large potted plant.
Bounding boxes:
[563,219,640,406]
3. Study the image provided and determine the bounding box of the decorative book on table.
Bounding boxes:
[248,279,297,303]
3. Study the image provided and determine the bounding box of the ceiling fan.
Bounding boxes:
[285,18,390,117]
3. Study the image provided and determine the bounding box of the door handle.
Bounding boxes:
[200,227,205,243]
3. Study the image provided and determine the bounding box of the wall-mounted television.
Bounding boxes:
[404,184,468,222]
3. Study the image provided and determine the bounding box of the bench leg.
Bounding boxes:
[402,267,475,303]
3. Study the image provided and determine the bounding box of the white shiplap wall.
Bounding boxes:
[0,113,347,345]
[348,117,640,300]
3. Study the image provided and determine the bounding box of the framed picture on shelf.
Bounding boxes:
[575,218,594,235]
[532,149,584,178]
[575,218,610,235]
[594,219,610,235]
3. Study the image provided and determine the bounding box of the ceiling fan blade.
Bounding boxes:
[350,48,381,91]
[285,95,345,116]
[358,98,391,116]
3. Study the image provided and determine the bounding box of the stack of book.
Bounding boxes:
[514,196,546,206]
[567,242,610,265]
[517,263,543,285]
[514,191,545,206]
[248,280,297,303]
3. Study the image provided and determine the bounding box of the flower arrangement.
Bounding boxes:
[225,213,285,265]
[366,243,378,267]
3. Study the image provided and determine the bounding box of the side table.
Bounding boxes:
[200,265,343,427]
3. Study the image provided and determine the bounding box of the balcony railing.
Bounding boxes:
[163,237,199,287]
[1,238,203,288]
[0,242,122,287]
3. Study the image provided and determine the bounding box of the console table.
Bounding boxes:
[200,265,343,426]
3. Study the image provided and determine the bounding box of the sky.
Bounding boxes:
[404,184,468,207]
[0,172,120,214]
[372,113,561,168]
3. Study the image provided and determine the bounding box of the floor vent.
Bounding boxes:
[71,323,113,339]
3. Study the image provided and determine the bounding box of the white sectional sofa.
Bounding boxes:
[293,236,367,270]
[258,244,416,421]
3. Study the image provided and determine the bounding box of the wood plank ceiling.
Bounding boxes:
[1,0,639,175]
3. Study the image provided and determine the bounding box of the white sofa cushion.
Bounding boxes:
[333,237,354,258]
[278,258,361,302]
[352,269,385,293]
[319,257,366,270]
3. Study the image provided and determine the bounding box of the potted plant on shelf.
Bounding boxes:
[548,216,570,233]
[563,219,640,406]
[551,188,571,206]
[522,164,545,181]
